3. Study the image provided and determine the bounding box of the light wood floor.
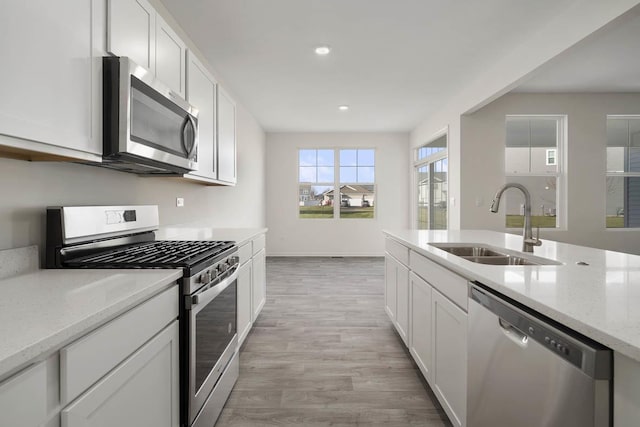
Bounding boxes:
[216,257,452,427]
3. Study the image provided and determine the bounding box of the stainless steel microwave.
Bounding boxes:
[102,56,199,175]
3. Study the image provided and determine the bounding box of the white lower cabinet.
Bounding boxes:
[236,234,267,348]
[432,289,467,427]
[237,259,253,346]
[252,248,266,322]
[61,320,179,427]
[409,272,432,382]
[384,254,409,345]
[0,361,49,427]
[386,242,468,427]
[384,256,397,321]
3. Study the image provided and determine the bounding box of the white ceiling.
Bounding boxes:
[160,0,579,132]
[515,7,640,93]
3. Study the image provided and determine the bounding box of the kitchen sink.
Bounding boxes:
[460,255,538,265]
[429,243,561,266]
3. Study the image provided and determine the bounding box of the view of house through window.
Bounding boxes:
[299,148,375,219]
[415,134,447,229]
[606,116,640,228]
[504,116,563,228]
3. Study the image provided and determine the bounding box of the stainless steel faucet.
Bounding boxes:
[489,183,542,253]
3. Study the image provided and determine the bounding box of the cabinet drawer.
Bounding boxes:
[61,285,179,404]
[238,242,252,266]
[252,234,266,255]
[386,238,409,266]
[410,251,467,311]
[0,361,47,426]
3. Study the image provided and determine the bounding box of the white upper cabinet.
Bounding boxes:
[107,0,186,97]
[107,0,156,71]
[217,86,237,185]
[155,14,187,97]
[0,0,101,161]
[185,52,217,182]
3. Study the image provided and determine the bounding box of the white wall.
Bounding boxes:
[460,92,640,255]
[410,1,640,231]
[265,132,409,256]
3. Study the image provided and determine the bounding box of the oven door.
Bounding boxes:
[187,268,238,425]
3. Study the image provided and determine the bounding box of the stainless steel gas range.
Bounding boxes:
[46,205,239,427]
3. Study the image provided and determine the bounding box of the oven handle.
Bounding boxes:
[191,268,239,313]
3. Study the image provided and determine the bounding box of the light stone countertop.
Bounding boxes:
[0,268,181,380]
[156,224,267,246]
[383,229,640,362]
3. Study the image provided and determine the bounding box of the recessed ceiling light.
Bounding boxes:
[315,46,331,55]
[338,105,349,111]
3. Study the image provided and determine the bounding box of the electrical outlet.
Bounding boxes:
[176,197,184,207]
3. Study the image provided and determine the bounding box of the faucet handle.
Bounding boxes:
[533,226,542,246]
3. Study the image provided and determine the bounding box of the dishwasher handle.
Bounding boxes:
[470,283,611,380]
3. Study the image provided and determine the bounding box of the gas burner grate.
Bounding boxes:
[68,240,236,268]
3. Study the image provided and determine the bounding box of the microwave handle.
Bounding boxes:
[181,115,198,160]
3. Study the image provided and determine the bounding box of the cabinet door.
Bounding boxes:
[61,321,180,427]
[384,255,397,322]
[0,0,99,159]
[251,248,266,322]
[0,361,47,427]
[107,0,156,71]
[155,14,187,97]
[409,272,432,383]
[185,52,217,181]
[217,86,237,184]
[432,290,467,427]
[237,260,253,347]
[395,263,409,346]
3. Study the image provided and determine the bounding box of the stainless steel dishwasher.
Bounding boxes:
[468,283,612,427]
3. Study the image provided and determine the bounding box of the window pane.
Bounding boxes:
[340,150,357,166]
[505,120,530,147]
[299,150,316,167]
[357,167,375,183]
[317,150,334,166]
[606,177,625,228]
[299,185,334,219]
[531,146,557,173]
[358,149,375,166]
[340,185,374,219]
[432,160,447,230]
[417,166,429,229]
[504,176,557,228]
[417,135,446,161]
[607,119,628,147]
[340,167,357,183]
[317,166,334,182]
[299,166,316,183]
[530,119,556,148]
[505,147,529,174]
[607,147,626,173]
[607,177,640,228]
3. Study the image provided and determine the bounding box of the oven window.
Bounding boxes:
[195,281,237,392]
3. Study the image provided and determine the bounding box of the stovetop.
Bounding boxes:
[66,240,236,271]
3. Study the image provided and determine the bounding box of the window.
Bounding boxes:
[414,134,447,229]
[298,148,375,219]
[606,116,640,228]
[504,116,564,229]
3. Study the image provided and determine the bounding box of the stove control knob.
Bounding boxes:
[200,270,211,284]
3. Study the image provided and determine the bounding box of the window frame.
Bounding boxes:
[413,128,448,230]
[504,115,567,231]
[605,115,640,229]
[297,147,376,220]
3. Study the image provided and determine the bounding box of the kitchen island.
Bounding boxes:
[383,229,640,427]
